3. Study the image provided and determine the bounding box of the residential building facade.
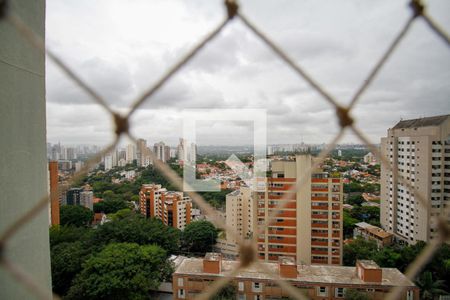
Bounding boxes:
[380,115,450,244]
[172,253,419,300]
[226,187,256,244]
[257,155,343,265]
[139,184,192,230]
[154,141,171,163]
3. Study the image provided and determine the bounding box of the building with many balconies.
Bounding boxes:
[257,155,343,265]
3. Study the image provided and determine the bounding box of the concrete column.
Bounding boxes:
[0,0,51,298]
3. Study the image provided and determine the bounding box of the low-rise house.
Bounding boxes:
[173,253,419,300]
[354,222,393,248]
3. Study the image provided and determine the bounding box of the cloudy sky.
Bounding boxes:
[45,0,450,147]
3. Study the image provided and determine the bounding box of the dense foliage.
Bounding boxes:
[93,198,130,214]
[50,211,221,297]
[60,205,94,227]
[92,215,180,254]
[50,214,178,297]
[181,220,218,255]
[197,190,232,209]
[344,238,450,296]
[66,243,172,300]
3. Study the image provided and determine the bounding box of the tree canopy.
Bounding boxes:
[91,215,180,254]
[60,205,94,227]
[66,243,172,300]
[181,220,218,255]
[93,199,130,214]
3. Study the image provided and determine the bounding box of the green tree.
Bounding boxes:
[181,220,218,255]
[94,199,129,214]
[109,208,133,221]
[92,215,180,254]
[347,194,364,206]
[49,225,93,248]
[349,206,380,227]
[372,246,402,268]
[66,243,172,300]
[51,241,92,296]
[343,238,377,266]
[416,271,448,300]
[344,182,364,193]
[344,289,370,300]
[343,211,359,238]
[60,205,94,227]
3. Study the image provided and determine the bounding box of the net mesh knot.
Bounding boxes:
[113,113,129,136]
[239,240,256,268]
[410,0,425,17]
[225,0,238,20]
[336,106,354,128]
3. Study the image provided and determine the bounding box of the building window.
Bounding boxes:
[178,289,185,299]
[335,287,346,298]
[407,290,414,300]
[252,282,262,292]
[238,294,246,300]
[177,277,184,287]
[238,281,244,292]
[254,295,261,300]
[317,286,328,296]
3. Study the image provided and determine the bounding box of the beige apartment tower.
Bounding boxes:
[226,187,256,244]
[257,155,343,265]
[380,115,450,244]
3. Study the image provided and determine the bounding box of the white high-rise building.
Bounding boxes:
[380,115,450,244]
[104,155,113,171]
[177,138,197,163]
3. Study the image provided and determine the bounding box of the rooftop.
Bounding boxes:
[392,114,449,129]
[355,222,392,239]
[227,190,241,196]
[175,258,416,287]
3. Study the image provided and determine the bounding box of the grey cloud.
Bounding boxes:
[45,0,450,146]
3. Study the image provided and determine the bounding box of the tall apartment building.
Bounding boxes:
[65,187,83,205]
[380,115,450,244]
[136,138,147,166]
[173,253,419,300]
[154,141,171,163]
[226,187,256,243]
[48,161,60,226]
[139,184,192,230]
[126,143,137,163]
[177,138,197,163]
[257,155,343,265]
[80,190,94,210]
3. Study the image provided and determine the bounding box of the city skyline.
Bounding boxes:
[45,0,450,145]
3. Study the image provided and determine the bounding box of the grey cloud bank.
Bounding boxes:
[45,0,450,146]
